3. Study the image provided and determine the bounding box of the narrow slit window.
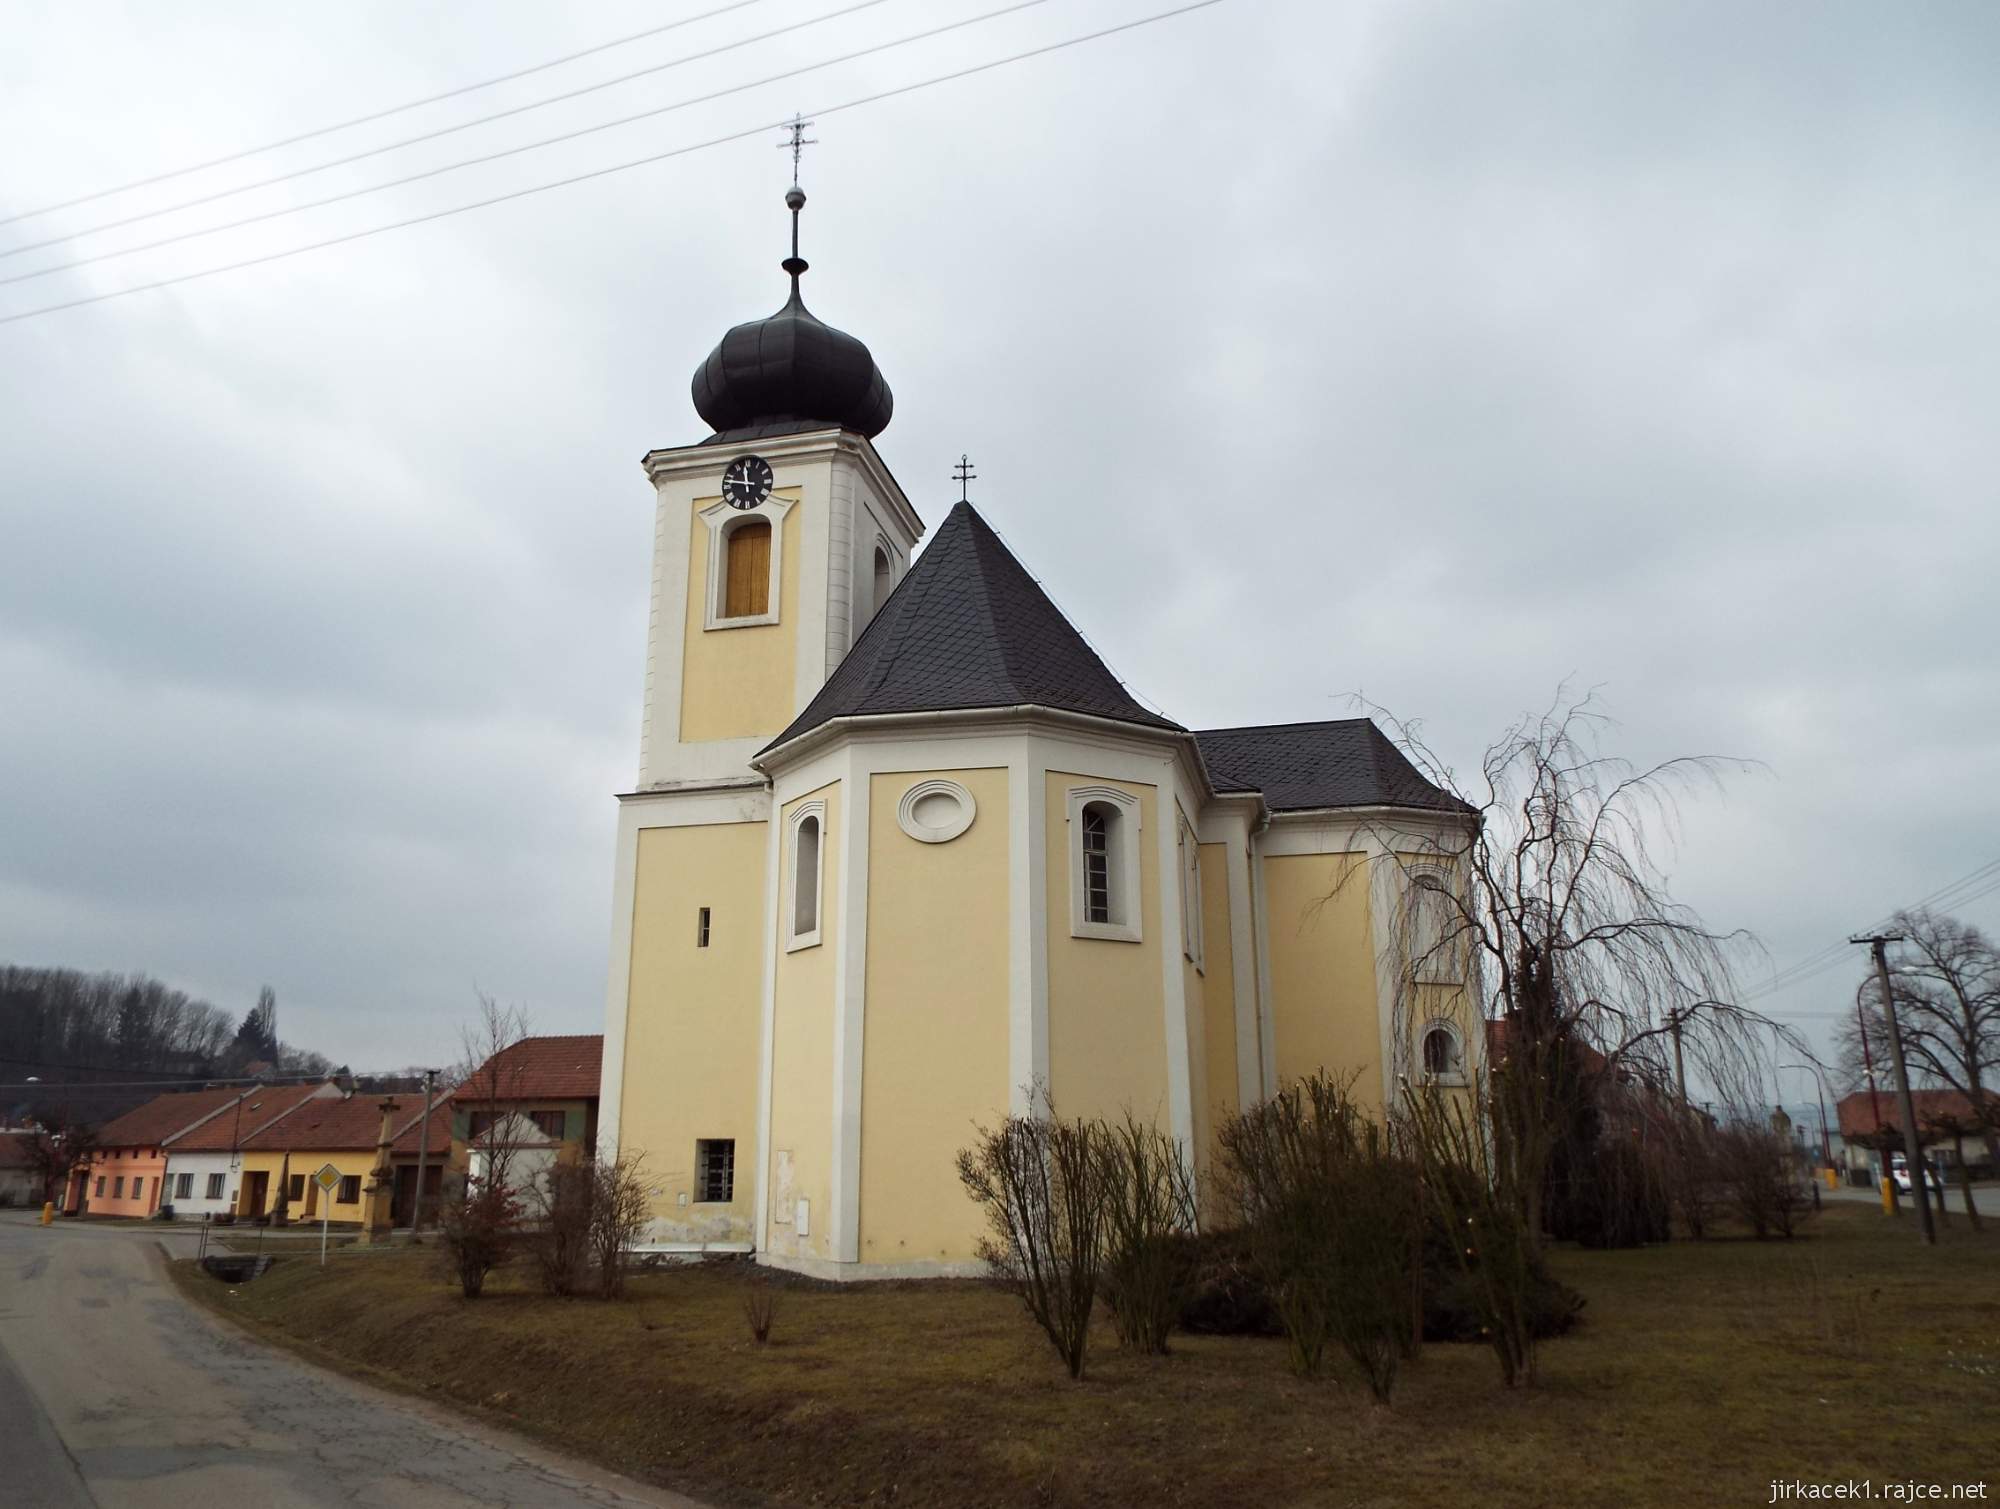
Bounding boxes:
[871,546,892,619]
[723,519,771,618]
[697,906,711,948]
[1082,805,1112,925]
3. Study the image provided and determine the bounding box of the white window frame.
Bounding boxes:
[1066,785,1142,943]
[699,492,795,630]
[1419,1019,1468,1085]
[786,799,827,951]
[1178,816,1205,971]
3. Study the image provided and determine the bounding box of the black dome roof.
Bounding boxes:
[691,275,893,440]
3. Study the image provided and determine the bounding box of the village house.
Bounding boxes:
[233,1089,450,1228]
[159,1081,339,1219]
[67,1087,251,1218]
[1836,1087,1999,1185]
[455,1034,602,1203]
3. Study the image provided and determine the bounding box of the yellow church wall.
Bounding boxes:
[1261,850,1385,1116]
[621,820,766,1240]
[679,489,802,744]
[1196,840,1239,1192]
[1044,771,1167,1125]
[767,781,840,1261]
[858,767,1010,1266]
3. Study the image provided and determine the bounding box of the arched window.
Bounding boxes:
[1067,786,1142,942]
[723,519,771,619]
[872,546,892,619]
[790,811,822,947]
[1422,1023,1463,1080]
[1081,805,1112,924]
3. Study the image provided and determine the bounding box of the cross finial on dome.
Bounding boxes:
[953,454,977,503]
[776,114,817,281]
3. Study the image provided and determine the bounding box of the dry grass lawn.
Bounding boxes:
[172,1204,1999,1507]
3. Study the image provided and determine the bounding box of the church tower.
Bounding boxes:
[634,179,923,791]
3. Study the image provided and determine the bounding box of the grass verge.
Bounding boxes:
[170,1204,1999,1507]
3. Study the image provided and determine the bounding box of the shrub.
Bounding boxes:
[956,1101,1110,1380]
[589,1155,652,1299]
[1098,1114,1199,1355]
[438,1177,520,1299]
[1716,1124,1814,1240]
[528,1162,594,1297]
[744,1275,781,1345]
[1216,1073,1417,1401]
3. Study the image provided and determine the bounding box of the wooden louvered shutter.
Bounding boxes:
[725,521,771,617]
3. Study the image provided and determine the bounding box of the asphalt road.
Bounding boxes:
[0,1211,705,1508]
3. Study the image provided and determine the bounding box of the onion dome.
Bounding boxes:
[691,185,893,440]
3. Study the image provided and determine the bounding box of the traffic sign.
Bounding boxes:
[314,1163,341,1193]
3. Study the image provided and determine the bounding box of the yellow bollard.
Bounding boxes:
[1881,1177,1896,1215]
[1824,1167,1837,1191]
[40,1201,54,1226]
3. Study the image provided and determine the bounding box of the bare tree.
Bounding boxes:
[437,994,531,1298]
[1352,691,1807,1247]
[21,1103,95,1209]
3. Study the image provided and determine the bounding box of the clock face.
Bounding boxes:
[721,454,774,511]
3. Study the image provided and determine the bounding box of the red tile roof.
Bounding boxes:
[390,1096,452,1156]
[93,1088,247,1150]
[1836,1088,1998,1141]
[455,1034,602,1104]
[167,1083,333,1151]
[242,1093,435,1153]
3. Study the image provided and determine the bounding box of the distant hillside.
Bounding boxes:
[0,964,337,1128]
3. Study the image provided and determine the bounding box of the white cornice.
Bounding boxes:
[642,429,923,542]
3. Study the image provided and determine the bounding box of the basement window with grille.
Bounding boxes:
[696,1138,735,1204]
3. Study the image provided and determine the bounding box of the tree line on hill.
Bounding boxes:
[0,965,340,1125]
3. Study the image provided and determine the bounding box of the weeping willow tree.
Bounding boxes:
[1348,691,1807,1247]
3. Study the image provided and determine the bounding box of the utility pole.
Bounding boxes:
[1668,1007,1689,1109]
[1854,933,1934,1246]
[411,1067,438,1235]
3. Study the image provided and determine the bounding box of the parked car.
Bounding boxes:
[1890,1158,1948,1196]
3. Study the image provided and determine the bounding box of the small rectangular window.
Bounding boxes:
[207,1173,225,1199]
[529,1109,566,1139]
[696,1138,735,1203]
[338,1175,362,1203]
[175,1172,193,1199]
[287,1174,305,1203]
[697,906,711,947]
[95,1176,106,1196]
[113,1176,124,1199]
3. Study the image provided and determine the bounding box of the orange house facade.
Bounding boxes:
[68,1087,250,1218]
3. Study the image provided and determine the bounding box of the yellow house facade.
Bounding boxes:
[598,184,1478,1279]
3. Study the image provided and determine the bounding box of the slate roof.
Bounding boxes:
[454,1034,603,1104]
[93,1088,248,1151]
[764,502,1180,754]
[1194,719,1465,814]
[167,1082,332,1151]
[241,1093,433,1154]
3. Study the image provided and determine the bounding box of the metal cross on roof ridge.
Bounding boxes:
[952,454,977,503]
[777,113,817,186]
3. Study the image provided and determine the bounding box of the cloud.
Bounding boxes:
[2,0,1994,1075]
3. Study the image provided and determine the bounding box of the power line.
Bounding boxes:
[0,0,903,264]
[0,0,1231,329]
[0,0,1056,292]
[0,0,775,229]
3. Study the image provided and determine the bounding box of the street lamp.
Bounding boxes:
[1781,1063,1833,1171]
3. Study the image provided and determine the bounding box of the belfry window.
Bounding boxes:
[723,519,771,619]
[872,545,892,619]
[788,806,825,949]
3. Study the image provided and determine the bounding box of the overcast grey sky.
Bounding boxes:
[3,0,1994,1086]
